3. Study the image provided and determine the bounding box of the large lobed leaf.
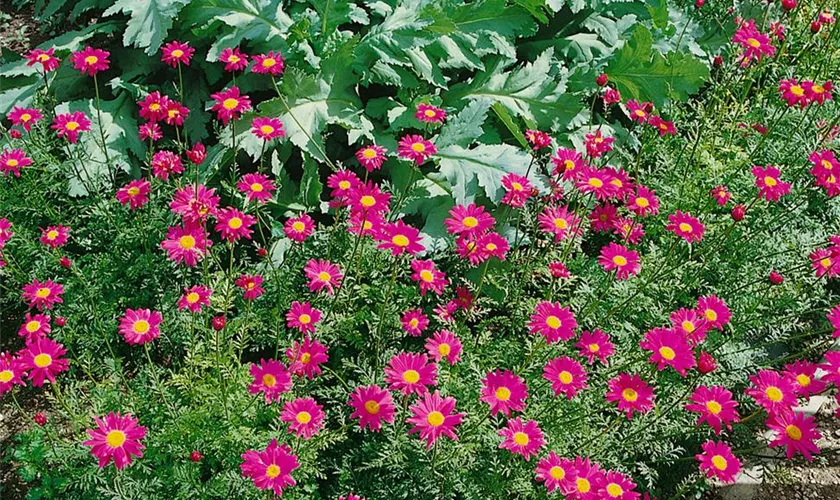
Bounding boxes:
[103,0,191,55]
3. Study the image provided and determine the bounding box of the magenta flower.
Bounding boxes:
[236,274,265,300]
[410,259,448,296]
[543,356,588,399]
[355,145,387,171]
[20,337,68,386]
[527,301,577,343]
[178,285,212,313]
[18,313,51,342]
[240,439,299,496]
[285,336,329,379]
[219,47,249,72]
[286,301,321,333]
[575,329,615,365]
[397,134,436,165]
[83,413,147,470]
[138,122,162,142]
[445,203,495,238]
[639,327,695,376]
[375,220,425,256]
[238,173,276,203]
[25,48,60,72]
[118,308,163,345]
[666,210,704,243]
[280,397,325,439]
[21,279,64,311]
[284,214,315,243]
[767,411,822,460]
[0,356,27,395]
[248,359,292,403]
[214,207,256,242]
[160,41,194,67]
[685,385,741,435]
[696,440,741,484]
[251,116,286,140]
[598,243,640,280]
[252,51,285,75]
[606,373,655,419]
[535,452,576,493]
[304,259,343,295]
[385,352,437,396]
[425,330,462,365]
[160,225,211,267]
[498,417,545,461]
[415,103,446,124]
[348,384,396,431]
[406,390,465,449]
[151,150,184,181]
[70,46,110,76]
[7,106,42,131]
[480,369,528,416]
[744,369,797,415]
[39,224,70,249]
[210,86,251,124]
[51,112,91,143]
[752,165,791,202]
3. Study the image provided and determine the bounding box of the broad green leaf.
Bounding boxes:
[103,0,190,55]
[300,153,324,210]
[445,49,584,132]
[435,97,492,149]
[435,144,541,205]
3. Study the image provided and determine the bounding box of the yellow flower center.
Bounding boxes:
[105,430,126,448]
[588,178,604,188]
[360,195,376,207]
[171,49,184,58]
[292,221,306,232]
[47,230,59,240]
[365,400,380,414]
[785,424,802,441]
[33,353,51,367]
[402,369,420,383]
[262,374,276,387]
[462,216,479,228]
[410,142,426,153]
[553,218,568,230]
[511,182,523,191]
[765,386,783,402]
[21,113,31,122]
[127,187,140,196]
[65,121,79,131]
[228,55,240,63]
[179,235,196,249]
[299,314,311,324]
[682,320,696,333]
[513,431,529,446]
[250,183,264,192]
[222,98,239,110]
[545,315,561,329]
[636,197,649,208]
[706,401,722,415]
[438,343,451,356]
[260,125,275,135]
[659,346,676,360]
[424,109,437,117]
[812,84,825,94]
[495,387,511,401]
[262,58,276,68]
[612,255,627,266]
[634,109,646,117]
[133,320,150,334]
[607,484,624,497]
[622,388,638,402]
[186,292,200,304]
[317,272,331,283]
[37,54,49,62]
[747,38,761,48]
[821,257,832,268]
[150,103,161,111]
[25,321,41,332]
[711,455,728,470]
[822,160,834,170]
[564,160,575,171]
[36,288,51,298]
[589,343,600,352]
[228,217,243,229]
[549,466,565,480]
[7,159,19,167]
[795,374,811,387]
[764,176,777,187]
[265,464,281,478]
[678,222,692,233]
[392,235,410,247]
[300,353,311,364]
[559,371,573,384]
[704,309,718,322]
[791,85,805,96]
[339,180,351,189]
[84,55,99,65]
[576,478,591,493]
[362,148,377,159]
[420,269,434,282]
[427,411,445,427]
[0,370,14,382]
[296,411,312,424]
[409,318,419,328]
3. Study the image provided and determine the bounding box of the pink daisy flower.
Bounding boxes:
[248,359,292,403]
[163,100,189,126]
[752,165,791,202]
[626,99,650,123]
[236,274,265,301]
[210,86,251,124]
[219,47,249,72]
[767,411,822,460]
[18,313,51,342]
[590,204,619,232]
[696,295,732,330]
[39,224,70,248]
[613,217,645,244]
[538,206,581,243]
[549,261,570,279]
[477,232,509,261]
[648,115,676,136]
[21,279,64,311]
[251,51,285,76]
[528,301,577,343]
[280,397,325,439]
[783,360,826,397]
[627,186,660,217]
[151,150,184,181]
[238,173,276,203]
[52,112,90,143]
[480,369,528,416]
[685,385,740,435]
[551,147,587,180]
[376,220,425,256]
[425,330,462,365]
[118,308,162,345]
[0,356,27,395]
[445,203,495,238]
[0,218,12,248]
[25,48,60,72]
[20,337,68,386]
[569,457,605,498]
[239,439,299,496]
[70,46,110,76]
[732,19,775,67]
[284,214,315,243]
[598,471,639,499]
[666,210,704,243]
[584,129,614,158]
[138,122,162,142]
[575,329,615,364]
[178,285,212,313]
[598,243,640,280]
[286,301,321,333]
[525,129,552,149]
[83,413,146,470]
[828,304,840,338]
[670,308,710,345]
[348,384,395,431]
[501,173,533,208]
[779,79,809,108]
[415,103,447,124]
[803,80,833,104]
[251,116,286,140]
[327,170,361,203]
[348,210,384,237]
[7,106,42,131]
[535,452,577,493]
[215,207,256,242]
[348,182,391,214]
[711,185,732,206]
[606,373,655,419]
[401,309,429,337]
[304,259,343,295]
[160,225,211,267]
[385,352,437,396]
[744,369,797,415]
[406,390,465,449]
[696,440,741,484]
[640,327,695,376]
[810,248,838,277]
[410,259,448,296]
[160,40,194,67]
[576,168,619,201]
[355,144,388,172]
[397,134,436,165]
[543,356,588,399]
[285,337,329,379]
[498,418,545,461]
[138,92,169,122]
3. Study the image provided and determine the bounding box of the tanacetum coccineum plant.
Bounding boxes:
[1,0,840,498]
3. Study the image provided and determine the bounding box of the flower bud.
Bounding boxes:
[595,73,608,87]
[55,317,66,327]
[190,450,203,462]
[811,21,822,33]
[769,271,784,285]
[781,0,796,9]
[33,412,47,426]
[731,205,746,221]
[697,351,717,374]
[212,315,226,331]
[713,55,723,68]
[59,256,72,269]
[694,0,704,8]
